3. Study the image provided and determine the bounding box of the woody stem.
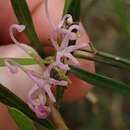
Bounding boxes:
[48,100,69,130]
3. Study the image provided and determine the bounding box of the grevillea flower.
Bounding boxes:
[51,24,87,70]
[5,21,68,118]
[5,58,50,118]
[45,0,88,70]
[4,0,88,119]
[5,59,68,103]
[5,58,68,118]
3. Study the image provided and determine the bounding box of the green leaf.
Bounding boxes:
[63,0,72,15]
[10,0,45,57]
[70,66,130,96]
[0,84,56,129]
[75,50,130,71]
[0,58,50,67]
[112,0,130,43]
[8,107,37,130]
[64,0,80,21]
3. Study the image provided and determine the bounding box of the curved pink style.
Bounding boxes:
[4,59,68,103]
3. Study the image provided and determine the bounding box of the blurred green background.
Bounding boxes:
[59,0,130,130]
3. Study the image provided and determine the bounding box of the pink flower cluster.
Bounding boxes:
[5,0,88,119]
[5,58,67,119]
[45,0,87,70]
[50,22,87,70]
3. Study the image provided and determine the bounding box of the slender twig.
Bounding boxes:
[48,100,69,130]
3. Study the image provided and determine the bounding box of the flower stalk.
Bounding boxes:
[48,99,69,130]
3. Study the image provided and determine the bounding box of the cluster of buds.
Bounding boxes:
[5,0,88,119]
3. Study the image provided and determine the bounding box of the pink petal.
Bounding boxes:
[4,59,46,90]
[67,43,88,52]
[26,70,46,87]
[44,84,56,102]
[49,78,68,86]
[68,32,77,41]
[51,28,69,50]
[68,24,80,33]
[28,84,39,103]
[25,69,56,102]
[60,25,80,49]
[60,34,70,50]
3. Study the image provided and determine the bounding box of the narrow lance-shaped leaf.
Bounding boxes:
[0,58,50,67]
[10,0,45,57]
[63,0,72,15]
[0,84,56,129]
[70,66,130,96]
[75,50,130,71]
[64,0,80,22]
[8,107,37,130]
